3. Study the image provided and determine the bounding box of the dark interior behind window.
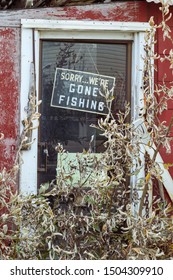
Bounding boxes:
[38,40,130,186]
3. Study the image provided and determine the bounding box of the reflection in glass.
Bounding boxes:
[38,41,127,186]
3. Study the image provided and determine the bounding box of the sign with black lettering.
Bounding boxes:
[51,68,116,115]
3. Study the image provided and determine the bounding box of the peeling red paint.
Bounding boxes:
[0,28,20,170]
[151,5,173,182]
[0,2,148,23]
[47,2,148,21]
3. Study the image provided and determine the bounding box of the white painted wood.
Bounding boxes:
[40,31,133,40]
[131,32,146,214]
[21,19,149,32]
[20,28,38,195]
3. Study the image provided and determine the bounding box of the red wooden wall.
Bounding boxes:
[148,3,173,178]
[0,1,173,183]
[0,28,20,170]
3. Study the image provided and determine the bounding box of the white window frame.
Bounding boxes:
[20,19,149,196]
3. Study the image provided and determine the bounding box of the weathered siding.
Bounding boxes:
[0,1,148,25]
[0,27,20,170]
[148,3,173,178]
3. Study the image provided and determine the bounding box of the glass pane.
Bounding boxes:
[38,41,128,186]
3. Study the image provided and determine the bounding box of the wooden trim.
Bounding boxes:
[21,19,149,31]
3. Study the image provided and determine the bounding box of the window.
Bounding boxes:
[38,40,130,186]
[20,20,149,194]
